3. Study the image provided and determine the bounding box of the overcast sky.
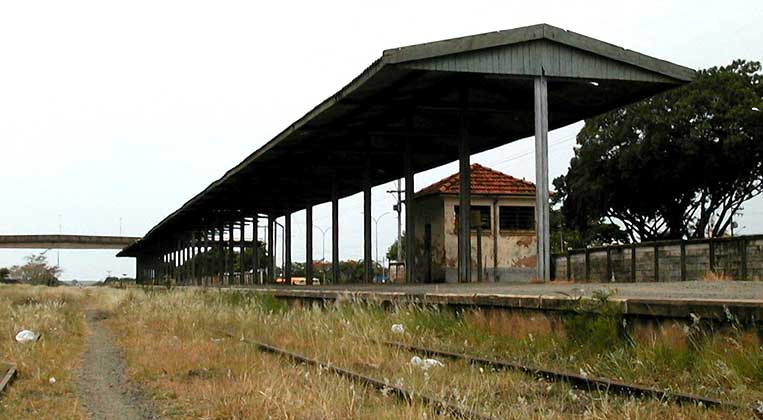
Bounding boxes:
[1,1,761,280]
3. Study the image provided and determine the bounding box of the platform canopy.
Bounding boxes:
[120,23,694,258]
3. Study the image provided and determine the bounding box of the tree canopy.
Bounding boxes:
[10,253,62,286]
[555,60,763,243]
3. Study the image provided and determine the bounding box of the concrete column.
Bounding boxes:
[305,206,313,286]
[364,164,373,283]
[404,143,415,283]
[332,177,340,284]
[534,76,550,282]
[458,111,471,283]
[268,216,275,283]
[284,211,292,284]
[252,215,259,284]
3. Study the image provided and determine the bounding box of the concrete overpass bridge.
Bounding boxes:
[0,235,141,250]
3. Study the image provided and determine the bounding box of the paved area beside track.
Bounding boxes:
[239,281,763,322]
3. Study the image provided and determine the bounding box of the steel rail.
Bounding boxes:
[213,329,495,420]
[0,363,17,396]
[381,339,762,416]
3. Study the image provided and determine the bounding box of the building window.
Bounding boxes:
[454,205,491,231]
[499,206,534,231]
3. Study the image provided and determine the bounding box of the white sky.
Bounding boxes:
[1,1,761,280]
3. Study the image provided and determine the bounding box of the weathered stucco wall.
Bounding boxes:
[552,235,763,282]
[414,194,536,283]
[412,195,446,283]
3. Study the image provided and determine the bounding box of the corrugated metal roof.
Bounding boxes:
[119,23,695,257]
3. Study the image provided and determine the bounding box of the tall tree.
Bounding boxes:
[557,60,763,242]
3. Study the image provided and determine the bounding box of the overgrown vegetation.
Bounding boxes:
[2,285,760,418]
[109,288,759,418]
[0,285,89,419]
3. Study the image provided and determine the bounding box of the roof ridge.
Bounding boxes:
[417,164,536,197]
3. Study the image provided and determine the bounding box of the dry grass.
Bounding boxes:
[107,288,756,418]
[703,271,733,281]
[2,285,759,419]
[0,284,89,419]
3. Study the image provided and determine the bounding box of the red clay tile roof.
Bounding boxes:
[416,164,536,197]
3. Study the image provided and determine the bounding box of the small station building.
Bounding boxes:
[413,164,537,283]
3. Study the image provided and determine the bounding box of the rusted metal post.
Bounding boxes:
[305,206,313,286]
[534,75,551,282]
[332,176,340,284]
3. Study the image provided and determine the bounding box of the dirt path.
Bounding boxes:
[78,310,155,420]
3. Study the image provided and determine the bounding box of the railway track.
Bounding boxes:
[379,339,763,417]
[213,326,761,418]
[213,329,495,420]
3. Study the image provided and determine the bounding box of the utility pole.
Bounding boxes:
[387,179,403,262]
[387,180,404,281]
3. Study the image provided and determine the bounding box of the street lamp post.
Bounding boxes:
[371,212,391,281]
[313,225,331,283]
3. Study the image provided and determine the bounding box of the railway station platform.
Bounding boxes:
[240,281,763,323]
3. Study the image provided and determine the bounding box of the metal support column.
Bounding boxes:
[191,234,196,285]
[534,76,551,282]
[404,143,415,283]
[332,176,340,284]
[268,216,275,283]
[284,212,292,284]
[458,110,471,283]
[203,229,209,286]
[363,162,373,283]
[218,224,225,286]
[305,206,313,286]
[240,218,246,285]
[252,215,259,284]
[227,222,234,285]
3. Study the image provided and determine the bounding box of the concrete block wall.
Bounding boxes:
[551,234,763,283]
[748,238,763,281]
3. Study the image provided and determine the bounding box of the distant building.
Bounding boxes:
[413,164,537,283]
